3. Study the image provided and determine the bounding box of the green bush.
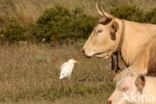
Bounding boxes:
[1,18,26,43]
[1,5,156,44]
[111,5,145,22]
[31,6,96,43]
[144,8,156,24]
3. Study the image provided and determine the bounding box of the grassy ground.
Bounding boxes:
[0,0,155,103]
[0,44,115,104]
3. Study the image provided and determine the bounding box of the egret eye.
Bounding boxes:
[97,29,103,33]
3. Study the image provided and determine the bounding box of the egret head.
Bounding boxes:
[68,59,78,64]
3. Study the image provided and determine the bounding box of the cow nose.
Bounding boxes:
[107,100,112,104]
[81,48,85,54]
[80,48,91,58]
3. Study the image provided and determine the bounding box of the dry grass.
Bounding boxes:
[0,44,115,104]
[0,0,156,23]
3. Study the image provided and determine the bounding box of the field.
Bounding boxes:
[0,0,156,103]
[0,44,115,104]
[0,0,156,23]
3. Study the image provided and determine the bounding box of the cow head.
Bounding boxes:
[107,74,146,104]
[81,4,123,58]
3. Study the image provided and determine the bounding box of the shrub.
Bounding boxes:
[111,5,145,22]
[31,6,97,43]
[144,8,156,24]
[1,5,156,44]
[0,17,27,43]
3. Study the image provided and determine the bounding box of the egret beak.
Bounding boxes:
[75,60,78,63]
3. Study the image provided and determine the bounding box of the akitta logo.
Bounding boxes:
[122,92,155,103]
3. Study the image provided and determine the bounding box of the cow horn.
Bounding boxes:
[96,3,114,19]
[96,3,103,16]
[100,6,114,19]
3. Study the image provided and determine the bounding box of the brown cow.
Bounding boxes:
[81,4,156,81]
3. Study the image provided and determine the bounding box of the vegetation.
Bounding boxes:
[0,0,156,104]
[111,5,145,22]
[32,6,96,43]
[144,8,156,24]
[0,6,97,44]
[0,0,156,23]
[0,44,114,104]
[0,4,156,44]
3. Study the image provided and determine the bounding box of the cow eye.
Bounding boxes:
[121,87,129,92]
[97,29,103,33]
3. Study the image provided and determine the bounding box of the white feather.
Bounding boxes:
[59,59,77,80]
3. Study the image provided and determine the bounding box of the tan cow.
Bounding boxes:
[107,74,156,104]
[81,4,156,81]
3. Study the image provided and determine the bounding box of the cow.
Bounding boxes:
[81,3,156,81]
[107,74,156,104]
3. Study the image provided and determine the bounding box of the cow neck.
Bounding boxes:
[117,20,125,53]
[116,20,128,67]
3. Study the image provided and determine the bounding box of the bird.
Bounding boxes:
[59,59,78,80]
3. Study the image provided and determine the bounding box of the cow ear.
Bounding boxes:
[135,75,145,93]
[110,21,119,40]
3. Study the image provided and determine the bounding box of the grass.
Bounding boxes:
[0,0,156,24]
[0,0,155,103]
[0,44,115,104]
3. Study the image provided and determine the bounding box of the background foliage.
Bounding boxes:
[0,1,156,44]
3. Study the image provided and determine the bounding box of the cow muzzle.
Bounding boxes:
[107,100,112,104]
[81,48,111,58]
[80,48,92,58]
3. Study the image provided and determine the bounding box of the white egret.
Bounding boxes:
[59,59,78,80]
